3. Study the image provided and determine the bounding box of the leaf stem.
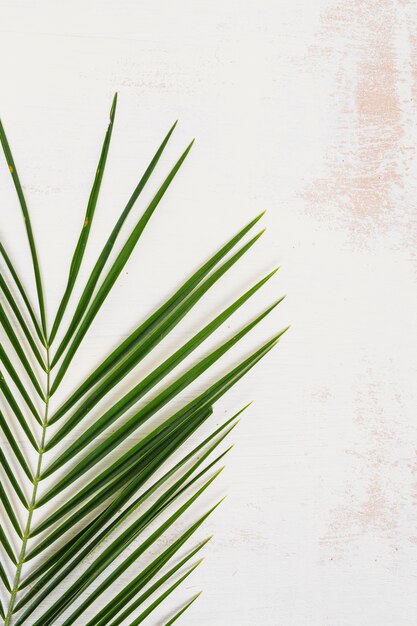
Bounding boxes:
[4,347,50,624]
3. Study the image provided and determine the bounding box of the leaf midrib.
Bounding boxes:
[4,348,50,624]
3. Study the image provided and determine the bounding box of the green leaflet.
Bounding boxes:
[163,594,201,626]
[0,307,45,398]
[0,346,42,424]
[0,372,39,450]
[0,411,33,481]
[0,118,47,336]
[0,561,11,592]
[0,242,45,345]
[0,449,28,508]
[0,524,16,565]
[0,481,22,537]
[16,423,208,611]
[48,93,118,344]
[0,274,46,370]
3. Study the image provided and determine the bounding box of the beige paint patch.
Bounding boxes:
[302,1,417,241]
[320,370,403,558]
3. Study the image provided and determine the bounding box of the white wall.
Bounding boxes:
[1,1,417,624]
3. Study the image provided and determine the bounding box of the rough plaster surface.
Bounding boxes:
[1,2,416,625]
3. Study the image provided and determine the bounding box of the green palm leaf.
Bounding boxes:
[0,96,287,626]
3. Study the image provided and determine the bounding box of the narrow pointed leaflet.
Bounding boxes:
[49,93,118,344]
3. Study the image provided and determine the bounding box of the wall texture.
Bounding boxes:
[1,2,416,624]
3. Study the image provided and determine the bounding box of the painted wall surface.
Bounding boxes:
[1,2,416,624]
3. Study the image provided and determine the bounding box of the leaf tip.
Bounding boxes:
[110,92,118,120]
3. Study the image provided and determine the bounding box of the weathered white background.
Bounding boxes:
[1,1,417,624]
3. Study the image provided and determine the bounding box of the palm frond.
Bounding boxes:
[0,96,287,626]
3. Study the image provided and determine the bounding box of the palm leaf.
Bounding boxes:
[0,96,287,626]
